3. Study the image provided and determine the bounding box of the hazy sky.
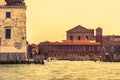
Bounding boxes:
[1,0,120,44]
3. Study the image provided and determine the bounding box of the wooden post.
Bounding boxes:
[7,54,9,63]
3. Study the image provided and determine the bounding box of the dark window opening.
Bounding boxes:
[6,12,11,18]
[86,36,89,40]
[78,36,81,40]
[5,29,11,39]
[70,36,73,40]
[0,38,1,46]
[107,38,109,41]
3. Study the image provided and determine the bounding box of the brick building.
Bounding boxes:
[67,25,94,41]
[41,25,120,61]
[102,36,120,53]
[48,40,101,60]
[67,25,120,53]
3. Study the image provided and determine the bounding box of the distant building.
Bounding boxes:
[96,27,102,43]
[67,25,120,53]
[48,40,101,60]
[42,25,120,60]
[0,0,27,62]
[67,25,94,41]
[102,35,120,53]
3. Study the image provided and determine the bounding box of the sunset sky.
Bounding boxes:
[1,0,120,44]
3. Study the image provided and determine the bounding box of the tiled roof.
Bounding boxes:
[105,41,120,45]
[49,40,101,46]
[103,35,120,38]
[67,25,94,33]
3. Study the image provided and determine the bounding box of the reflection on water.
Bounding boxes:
[0,61,120,80]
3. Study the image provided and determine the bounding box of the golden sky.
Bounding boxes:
[1,0,120,44]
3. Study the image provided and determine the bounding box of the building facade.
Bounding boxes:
[67,25,120,53]
[41,25,120,61]
[102,35,120,53]
[67,25,94,41]
[48,40,101,60]
[0,0,27,62]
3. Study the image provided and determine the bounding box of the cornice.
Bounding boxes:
[0,5,27,9]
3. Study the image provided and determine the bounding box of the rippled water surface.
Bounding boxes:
[0,61,120,80]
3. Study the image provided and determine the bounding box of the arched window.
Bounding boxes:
[78,36,81,40]
[86,36,89,40]
[70,36,73,40]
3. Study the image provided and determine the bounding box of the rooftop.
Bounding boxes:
[49,40,101,46]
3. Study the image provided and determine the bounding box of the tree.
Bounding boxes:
[38,41,50,59]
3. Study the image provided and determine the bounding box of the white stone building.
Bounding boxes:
[0,0,27,62]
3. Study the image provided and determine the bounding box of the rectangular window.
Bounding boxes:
[92,47,94,51]
[89,47,91,51]
[83,47,86,51]
[97,46,100,51]
[5,29,11,39]
[6,12,11,18]
[0,38,1,46]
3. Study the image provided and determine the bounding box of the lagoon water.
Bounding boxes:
[0,61,120,80]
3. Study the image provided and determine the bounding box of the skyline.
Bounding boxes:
[1,0,120,44]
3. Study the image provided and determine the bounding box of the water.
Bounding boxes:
[0,61,120,80]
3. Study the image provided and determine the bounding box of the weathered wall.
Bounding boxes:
[0,6,27,62]
[0,6,27,61]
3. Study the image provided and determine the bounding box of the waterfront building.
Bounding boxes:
[0,0,27,62]
[45,25,102,60]
[67,25,120,53]
[48,40,101,60]
[40,25,120,61]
